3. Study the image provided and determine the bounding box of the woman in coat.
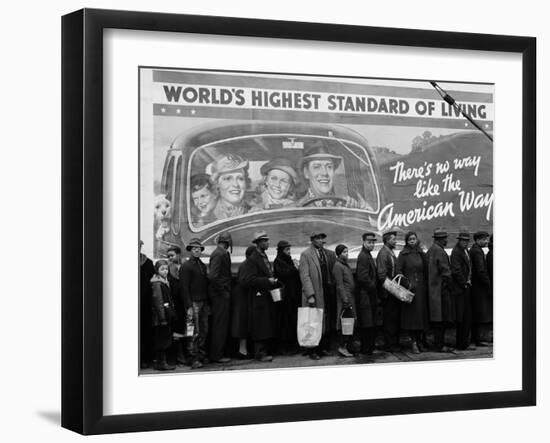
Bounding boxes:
[396,231,429,354]
[273,240,302,354]
[332,244,357,358]
[151,259,177,371]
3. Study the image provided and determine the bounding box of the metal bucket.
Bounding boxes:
[270,287,283,302]
[341,314,355,336]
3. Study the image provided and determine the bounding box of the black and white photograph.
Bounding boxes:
[139,67,495,373]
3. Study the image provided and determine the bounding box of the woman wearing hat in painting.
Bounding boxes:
[250,158,298,212]
[273,239,302,354]
[396,231,430,354]
[209,154,251,220]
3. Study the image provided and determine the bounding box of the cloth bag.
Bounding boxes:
[297,307,323,348]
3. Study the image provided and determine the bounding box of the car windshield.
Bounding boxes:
[186,133,380,231]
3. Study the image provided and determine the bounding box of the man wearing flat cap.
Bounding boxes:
[377,229,401,351]
[299,231,337,359]
[209,232,233,364]
[296,142,371,209]
[239,231,280,362]
[179,238,210,369]
[356,232,379,355]
[450,230,474,350]
[469,231,492,347]
[427,228,454,352]
[251,158,298,211]
[210,154,250,220]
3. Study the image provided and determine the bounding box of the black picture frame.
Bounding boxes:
[61,8,536,435]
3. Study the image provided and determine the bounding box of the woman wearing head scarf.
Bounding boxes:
[396,231,430,354]
[273,240,302,354]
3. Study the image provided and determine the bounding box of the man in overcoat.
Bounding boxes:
[209,232,233,363]
[299,231,337,359]
[469,231,492,346]
[356,231,379,355]
[377,230,400,351]
[450,230,474,350]
[427,228,454,352]
[179,238,210,369]
[239,231,280,362]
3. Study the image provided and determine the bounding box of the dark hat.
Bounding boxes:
[210,154,249,183]
[335,244,348,256]
[382,230,397,238]
[190,173,213,191]
[310,231,327,240]
[473,231,490,240]
[252,230,269,243]
[277,240,292,250]
[362,231,377,241]
[260,158,298,184]
[216,232,232,244]
[245,245,257,258]
[432,228,448,239]
[186,238,205,251]
[457,230,471,241]
[299,141,342,170]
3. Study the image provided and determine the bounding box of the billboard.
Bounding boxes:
[139,68,493,260]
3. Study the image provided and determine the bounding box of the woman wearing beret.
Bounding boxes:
[396,232,429,354]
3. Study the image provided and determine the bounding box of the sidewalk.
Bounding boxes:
[141,342,493,374]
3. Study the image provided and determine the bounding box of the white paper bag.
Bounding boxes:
[297,307,323,348]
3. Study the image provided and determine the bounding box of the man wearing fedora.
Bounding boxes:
[179,238,210,369]
[296,141,370,209]
[469,231,492,347]
[450,230,474,350]
[377,229,401,352]
[210,154,250,220]
[209,232,233,364]
[299,231,337,359]
[427,228,454,352]
[239,231,280,362]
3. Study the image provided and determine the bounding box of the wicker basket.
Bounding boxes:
[383,274,415,303]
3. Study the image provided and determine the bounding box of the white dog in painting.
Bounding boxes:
[154,194,172,240]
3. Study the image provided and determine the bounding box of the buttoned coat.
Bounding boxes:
[356,247,378,328]
[427,242,454,322]
[179,257,209,309]
[450,245,471,320]
[332,258,357,330]
[239,248,278,341]
[396,246,429,331]
[299,245,336,309]
[376,245,397,299]
[469,243,493,323]
[208,245,232,297]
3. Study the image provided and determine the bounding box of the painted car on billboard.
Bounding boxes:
[155,120,384,260]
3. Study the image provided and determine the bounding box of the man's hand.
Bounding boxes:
[307,295,316,307]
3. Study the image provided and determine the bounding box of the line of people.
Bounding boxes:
[139,227,493,371]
